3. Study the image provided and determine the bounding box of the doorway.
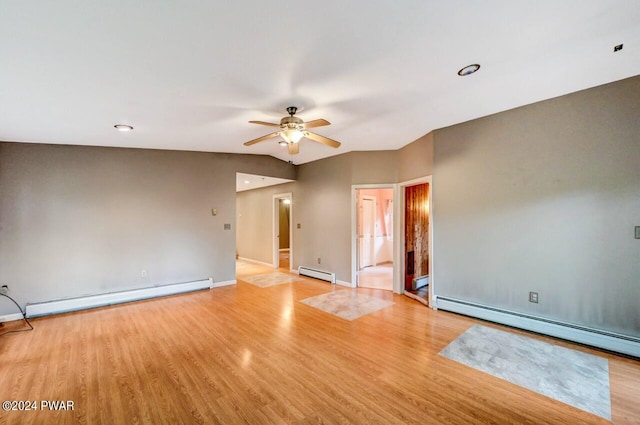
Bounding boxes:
[399,179,432,306]
[353,187,394,291]
[273,193,293,271]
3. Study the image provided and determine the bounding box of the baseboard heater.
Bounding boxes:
[25,278,213,318]
[436,296,640,358]
[412,275,429,290]
[298,266,336,284]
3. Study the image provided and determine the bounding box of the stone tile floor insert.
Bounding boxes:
[300,290,394,321]
[440,324,611,420]
[241,272,305,288]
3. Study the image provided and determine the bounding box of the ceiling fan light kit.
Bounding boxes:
[244,106,340,155]
[282,128,304,144]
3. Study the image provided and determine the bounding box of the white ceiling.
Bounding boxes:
[1,1,638,165]
[236,173,293,192]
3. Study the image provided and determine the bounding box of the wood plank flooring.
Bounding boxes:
[0,263,638,424]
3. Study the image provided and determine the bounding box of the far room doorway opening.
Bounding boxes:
[273,192,293,272]
[351,186,394,291]
[398,177,432,307]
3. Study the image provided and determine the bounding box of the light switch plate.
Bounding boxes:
[635,226,640,239]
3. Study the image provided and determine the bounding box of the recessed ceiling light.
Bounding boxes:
[243,180,251,184]
[457,64,481,76]
[279,141,288,146]
[114,124,134,131]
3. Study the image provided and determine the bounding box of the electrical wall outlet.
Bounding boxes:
[141,269,147,278]
[0,285,8,295]
[529,291,539,303]
[317,257,321,265]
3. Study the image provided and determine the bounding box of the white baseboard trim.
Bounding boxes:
[437,297,640,358]
[25,278,213,318]
[237,257,275,268]
[212,280,236,288]
[336,280,354,288]
[0,313,25,323]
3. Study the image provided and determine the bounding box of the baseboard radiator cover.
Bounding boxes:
[436,297,640,358]
[298,266,336,284]
[412,275,429,290]
[25,278,213,318]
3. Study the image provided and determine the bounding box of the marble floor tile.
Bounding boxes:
[440,325,611,419]
[241,272,304,288]
[300,290,394,321]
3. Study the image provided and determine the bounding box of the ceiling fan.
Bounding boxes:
[244,106,341,155]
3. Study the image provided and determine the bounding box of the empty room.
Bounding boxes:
[1,2,639,424]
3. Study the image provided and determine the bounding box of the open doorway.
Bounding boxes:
[401,180,431,306]
[273,193,293,271]
[353,187,394,291]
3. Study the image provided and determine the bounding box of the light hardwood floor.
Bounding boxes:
[1,263,638,424]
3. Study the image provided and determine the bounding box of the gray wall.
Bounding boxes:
[294,154,352,280]
[398,131,434,182]
[0,142,294,314]
[432,75,640,337]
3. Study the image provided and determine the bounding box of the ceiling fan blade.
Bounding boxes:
[301,119,330,129]
[249,120,281,127]
[304,132,341,148]
[244,132,280,146]
[288,143,300,155]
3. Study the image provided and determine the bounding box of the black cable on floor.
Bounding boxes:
[0,293,33,336]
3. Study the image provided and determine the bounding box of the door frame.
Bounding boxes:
[396,176,435,307]
[273,192,293,270]
[351,184,395,290]
[359,195,377,269]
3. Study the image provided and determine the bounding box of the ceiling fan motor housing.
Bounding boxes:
[244,106,340,152]
[280,116,303,127]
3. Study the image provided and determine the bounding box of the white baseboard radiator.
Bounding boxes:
[25,278,213,318]
[436,297,640,358]
[412,275,429,290]
[298,266,336,284]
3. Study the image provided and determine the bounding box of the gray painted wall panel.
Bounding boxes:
[433,75,640,337]
[398,132,433,182]
[0,143,293,314]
